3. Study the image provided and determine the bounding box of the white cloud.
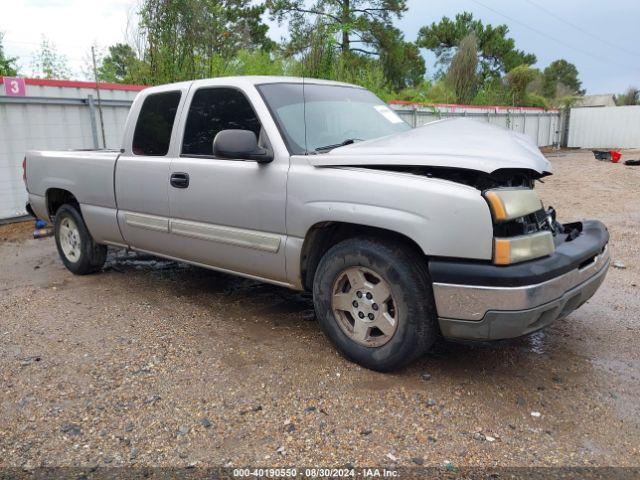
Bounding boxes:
[1,0,138,79]
[2,0,638,93]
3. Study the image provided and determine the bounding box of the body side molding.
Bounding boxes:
[123,210,281,253]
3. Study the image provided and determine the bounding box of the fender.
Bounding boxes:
[284,160,495,286]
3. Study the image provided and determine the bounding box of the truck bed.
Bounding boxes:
[26,149,120,205]
[26,149,124,245]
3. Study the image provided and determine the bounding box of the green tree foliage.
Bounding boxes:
[472,77,510,106]
[292,22,338,79]
[393,80,458,105]
[446,34,478,104]
[97,43,138,83]
[616,87,640,106]
[542,59,583,97]
[267,0,407,53]
[0,32,19,76]
[524,93,549,109]
[394,80,431,102]
[417,12,536,81]
[374,25,425,90]
[267,0,424,90]
[290,24,392,99]
[31,37,71,79]
[470,73,548,109]
[506,65,538,104]
[84,3,569,109]
[201,49,295,78]
[138,0,274,83]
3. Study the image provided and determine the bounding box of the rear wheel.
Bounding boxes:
[54,204,107,275]
[313,237,438,371]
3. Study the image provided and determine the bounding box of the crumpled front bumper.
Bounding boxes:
[429,220,610,341]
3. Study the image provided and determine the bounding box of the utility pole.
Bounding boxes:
[91,46,107,149]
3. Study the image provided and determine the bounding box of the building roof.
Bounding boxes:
[574,94,617,108]
[0,77,146,92]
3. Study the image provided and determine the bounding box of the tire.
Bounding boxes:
[54,204,107,275]
[313,236,438,372]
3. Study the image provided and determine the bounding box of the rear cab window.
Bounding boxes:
[132,91,182,156]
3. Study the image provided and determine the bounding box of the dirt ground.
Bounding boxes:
[1,150,639,470]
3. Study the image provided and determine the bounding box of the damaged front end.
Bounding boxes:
[416,167,610,341]
[362,165,545,190]
[363,163,588,267]
[365,164,562,257]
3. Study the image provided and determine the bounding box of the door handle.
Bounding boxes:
[170,172,189,188]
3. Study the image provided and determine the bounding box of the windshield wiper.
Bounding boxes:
[314,138,362,153]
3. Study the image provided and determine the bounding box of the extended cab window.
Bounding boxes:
[132,91,181,156]
[182,87,261,156]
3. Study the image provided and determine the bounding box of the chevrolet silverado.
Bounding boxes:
[24,77,610,371]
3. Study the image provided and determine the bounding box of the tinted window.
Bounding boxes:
[132,91,181,156]
[182,88,261,156]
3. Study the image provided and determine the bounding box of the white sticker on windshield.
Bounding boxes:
[374,105,404,124]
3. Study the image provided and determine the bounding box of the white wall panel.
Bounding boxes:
[392,105,561,148]
[568,106,640,148]
[2,89,567,220]
[0,85,138,220]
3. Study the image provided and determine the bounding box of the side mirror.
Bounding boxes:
[213,129,273,163]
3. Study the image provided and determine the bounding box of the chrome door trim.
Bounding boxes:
[123,212,169,232]
[123,211,282,253]
[170,218,281,253]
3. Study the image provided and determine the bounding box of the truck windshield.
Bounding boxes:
[257,83,411,155]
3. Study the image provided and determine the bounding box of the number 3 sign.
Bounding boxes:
[3,77,26,97]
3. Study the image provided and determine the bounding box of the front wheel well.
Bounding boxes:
[300,222,425,291]
[46,188,79,220]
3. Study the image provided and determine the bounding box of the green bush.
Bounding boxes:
[424,80,456,104]
[506,65,539,105]
[394,81,432,102]
[522,93,549,109]
[473,78,510,106]
[332,57,393,101]
[393,80,456,105]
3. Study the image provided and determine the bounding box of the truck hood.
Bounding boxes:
[308,117,552,175]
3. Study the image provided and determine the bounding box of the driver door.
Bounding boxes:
[162,85,289,283]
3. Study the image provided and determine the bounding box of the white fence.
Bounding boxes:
[0,79,140,220]
[568,106,640,148]
[0,85,566,221]
[390,103,563,148]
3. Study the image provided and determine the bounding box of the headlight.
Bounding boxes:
[494,231,555,265]
[485,188,543,222]
[485,188,554,265]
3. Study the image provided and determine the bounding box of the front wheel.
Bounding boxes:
[313,237,438,372]
[54,204,107,275]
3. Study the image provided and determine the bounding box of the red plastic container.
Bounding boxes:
[610,150,622,163]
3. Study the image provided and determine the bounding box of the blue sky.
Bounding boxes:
[2,0,638,94]
[396,0,640,94]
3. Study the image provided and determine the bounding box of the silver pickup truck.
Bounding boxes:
[24,76,610,371]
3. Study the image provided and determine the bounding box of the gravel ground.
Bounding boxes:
[1,150,639,470]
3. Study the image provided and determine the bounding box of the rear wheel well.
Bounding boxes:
[46,188,79,220]
[300,222,425,291]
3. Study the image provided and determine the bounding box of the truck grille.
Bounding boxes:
[493,208,551,237]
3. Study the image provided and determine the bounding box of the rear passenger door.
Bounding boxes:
[115,87,188,254]
[165,85,289,283]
